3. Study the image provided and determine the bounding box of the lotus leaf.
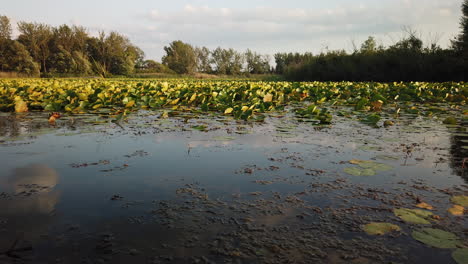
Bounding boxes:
[453,248,468,264]
[362,222,401,235]
[451,196,468,207]
[393,208,433,224]
[343,167,376,176]
[348,160,393,172]
[411,228,461,249]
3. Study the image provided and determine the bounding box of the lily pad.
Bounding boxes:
[393,208,433,224]
[411,228,461,249]
[375,155,399,161]
[212,136,236,141]
[451,196,468,207]
[362,222,401,235]
[343,167,376,176]
[453,248,468,264]
[349,160,393,171]
[448,205,464,216]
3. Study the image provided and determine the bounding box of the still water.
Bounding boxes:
[0,107,466,264]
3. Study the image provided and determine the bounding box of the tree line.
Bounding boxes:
[144,41,272,75]
[0,16,144,77]
[275,0,468,82]
[0,0,467,81]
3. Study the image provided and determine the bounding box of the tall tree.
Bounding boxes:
[452,0,468,57]
[195,46,212,73]
[245,49,270,74]
[17,22,52,73]
[360,36,378,54]
[162,40,196,74]
[0,15,12,40]
[0,39,40,75]
[211,47,244,75]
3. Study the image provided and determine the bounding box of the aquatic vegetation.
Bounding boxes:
[393,208,434,224]
[453,248,468,264]
[411,228,461,249]
[0,79,465,121]
[362,222,401,235]
[451,195,468,207]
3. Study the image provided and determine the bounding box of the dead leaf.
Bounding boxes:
[416,202,434,210]
[448,205,464,216]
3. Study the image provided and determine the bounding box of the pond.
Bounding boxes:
[0,105,467,264]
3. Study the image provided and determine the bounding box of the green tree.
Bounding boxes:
[0,15,12,40]
[195,46,212,73]
[17,22,53,73]
[211,47,244,75]
[245,49,270,74]
[162,40,196,74]
[87,31,141,76]
[0,39,40,75]
[360,36,378,54]
[452,0,468,57]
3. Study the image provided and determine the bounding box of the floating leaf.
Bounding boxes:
[412,228,461,248]
[453,248,468,264]
[343,167,375,176]
[263,93,273,103]
[15,99,28,113]
[212,136,235,141]
[349,160,393,172]
[362,222,401,235]
[416,202,434,210]
[393,208,433,224]
[443,117,457,125]
[451,196,468,207]
[448,205,464,216]
[125,100,135,108]
[371,100,383,111]
[192,125,207,131]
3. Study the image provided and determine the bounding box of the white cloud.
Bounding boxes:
[118,0,462,60]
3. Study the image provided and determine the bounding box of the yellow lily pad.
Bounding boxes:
[416,202,434,210]
[448,205,464,216]
[15,99,28,113]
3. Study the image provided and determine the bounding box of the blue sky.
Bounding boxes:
[1,0,463,60]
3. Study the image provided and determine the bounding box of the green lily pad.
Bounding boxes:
[393,208,433,224]
[358,161,393,171]
[443,117,458,125]
[362,222,401,235]
[453,248,468,264]
[451,196,468,207]
[343,167,376,176]
[212,136,236,141]
[412,228,461,249]
[375,155,399,161]
[349,160,393,172]
[192,125,208,131]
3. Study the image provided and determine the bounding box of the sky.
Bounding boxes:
[1,0,463,61]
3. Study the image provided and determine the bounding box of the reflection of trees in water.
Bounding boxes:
[0,114,47,138]
[0,113,82,139]
[449,121,468,182]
